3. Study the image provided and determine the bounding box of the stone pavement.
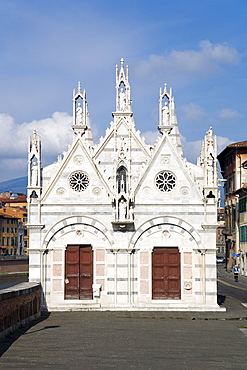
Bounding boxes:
[1,268,247,369]
[217,263,247,288]
[1,302,247,369]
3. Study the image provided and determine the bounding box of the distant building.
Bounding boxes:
[234,184,247,276]
[27,59,220,311]
[0,192,29,255]
[0,191,27,208]
[218,141,247,272]
[0,214,19,255]
[216,208,225,257]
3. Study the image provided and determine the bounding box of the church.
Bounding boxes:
[27,59,221,311]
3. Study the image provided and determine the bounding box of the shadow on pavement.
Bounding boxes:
[217,294,226,305]
[0,312,53,357]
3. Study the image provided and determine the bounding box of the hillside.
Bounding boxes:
[0,176,28,194]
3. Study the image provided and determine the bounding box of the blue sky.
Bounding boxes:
[0,0,246,182]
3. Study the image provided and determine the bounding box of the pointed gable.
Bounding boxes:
[41,137,112,203]
[134,132,202,203]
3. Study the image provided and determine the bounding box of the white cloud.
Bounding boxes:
[142,130,202,164]
[141,130,233,164]
[181,134,233,164]
[180,135,203,164]
[0,112,235,184]
[141,130,161,145]
[217,136,233,154]
[136,40,240,79]
[219,109,241,119]
[0,112,73,181]
[0,158,27,184]
[182,103,207,122]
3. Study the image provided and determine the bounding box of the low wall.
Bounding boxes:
[0,256,29,274]
[0,282,41,340]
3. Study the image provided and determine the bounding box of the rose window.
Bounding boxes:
[155,171,176,192]
[69,171,89,192]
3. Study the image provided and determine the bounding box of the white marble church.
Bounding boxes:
[27,59,222,311]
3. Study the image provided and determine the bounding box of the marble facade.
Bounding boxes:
[27,59,222,311]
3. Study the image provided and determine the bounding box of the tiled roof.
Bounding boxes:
[217,140,247,161]
[0,195,27,203]
[227,141,247,147]
[0,213,19,219]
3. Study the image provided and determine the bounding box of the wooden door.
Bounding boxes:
[152,247,180,299]
[65,245,93,300]
[79,245,93,299]
[65,245,79,299]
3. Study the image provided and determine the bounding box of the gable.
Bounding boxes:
[41,138,112,204]
[134,133,203,203]
[92,117,151,192]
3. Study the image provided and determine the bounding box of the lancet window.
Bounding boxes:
[117,166,127,194]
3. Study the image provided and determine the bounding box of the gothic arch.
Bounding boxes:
[117,165,127,193]
[43,216,114,248]
[129,216,202,249]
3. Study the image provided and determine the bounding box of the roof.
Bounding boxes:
[0,213,19,220]
[227,141,247,148]
[217,140,247,164]
[0,195,27,203]
[0,206,27,217]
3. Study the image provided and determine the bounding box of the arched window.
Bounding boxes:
[117,166,127,193]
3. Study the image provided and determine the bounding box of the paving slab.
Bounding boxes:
[1,310,247,370]
[1,267,247,369]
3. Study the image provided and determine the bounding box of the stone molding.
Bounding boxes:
[130,216,202,249]
[43,216,114,248]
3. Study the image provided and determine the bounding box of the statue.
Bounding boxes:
[119,88,126,111]
[119,198,127,220]
[206,154,214,186]
[206,127,214,154]
[31,130,38,152]
[129,205,134,220]
[31,162,38,187]
[162,102,169,125]
[76,103,83,125]
[205,127,215,186]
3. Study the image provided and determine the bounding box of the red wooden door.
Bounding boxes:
[79,245,93,299]
[65,245,93,300]
[152,247,180,299]
[65,245,79,299]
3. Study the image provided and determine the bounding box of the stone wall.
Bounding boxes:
[0,282,41,340]
[0,256,29,274]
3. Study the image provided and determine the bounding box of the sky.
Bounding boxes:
[0,0,246,182]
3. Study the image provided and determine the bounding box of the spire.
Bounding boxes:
[158,84,182,153]
[198,127,218,192]
[115,58,132,112]
[77,81,81,93]
[72,82,93,144]
[158,84,174,132]
[27,130,42,198]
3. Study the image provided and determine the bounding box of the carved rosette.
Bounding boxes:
[73,155,84,165]
[56,187,65,196]
[142,187,151,197]
[180,186,189,196]
[92,187,101,196]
